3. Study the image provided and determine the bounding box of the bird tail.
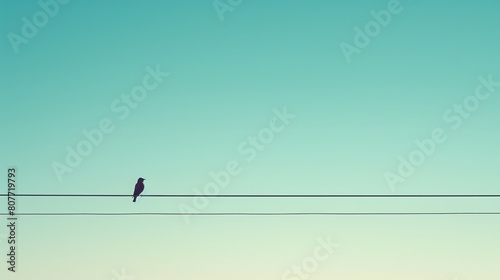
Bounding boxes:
[133,196,137,202]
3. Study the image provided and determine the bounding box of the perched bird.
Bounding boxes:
[132,177,145,202]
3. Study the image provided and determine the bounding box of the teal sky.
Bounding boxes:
[1,0,499,279]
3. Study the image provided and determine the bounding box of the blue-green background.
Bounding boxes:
[1,0,499,279]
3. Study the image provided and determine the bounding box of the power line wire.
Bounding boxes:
[2,212,500,216]
[2,194,500,198]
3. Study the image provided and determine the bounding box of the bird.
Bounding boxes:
[132,177,145,202]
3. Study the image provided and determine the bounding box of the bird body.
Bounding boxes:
[133,178,145,202]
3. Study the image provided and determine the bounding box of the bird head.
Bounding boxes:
[138,177,145,182]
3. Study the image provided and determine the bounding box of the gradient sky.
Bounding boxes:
[1,0,499,279]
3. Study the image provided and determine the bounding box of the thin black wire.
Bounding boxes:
[3,194,498,216]
[1,194,500,198]
[1,212,500,216]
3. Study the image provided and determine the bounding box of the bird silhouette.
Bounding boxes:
[132,177,145,202]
